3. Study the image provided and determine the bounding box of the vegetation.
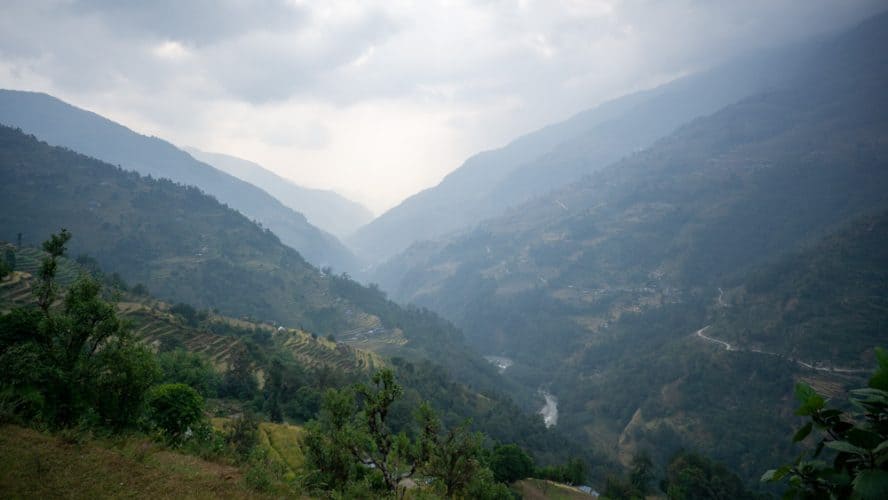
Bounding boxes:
[0,230,158,430]
[764,348,888,499]
[146,383,205,441]
[370,12,888,487]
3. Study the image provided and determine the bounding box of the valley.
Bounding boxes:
[1,5,887,498]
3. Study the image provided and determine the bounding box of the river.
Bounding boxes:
[539,390,558,428]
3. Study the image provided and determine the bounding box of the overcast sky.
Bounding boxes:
[1,1,884,213]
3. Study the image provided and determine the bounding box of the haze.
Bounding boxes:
[0,0,882,213]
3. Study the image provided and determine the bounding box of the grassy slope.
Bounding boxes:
[0,425,274,499]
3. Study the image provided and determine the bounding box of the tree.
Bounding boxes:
[146,383,204,440]
[0,230,158,429]
[36,228,70,313]
[221,346,257,400]
[417,403,485,497]
[763,347,888,499]
[490,444,534,483]
[352,368,420,493]
[224,411,260,461]
[664,451,753,500]
[264,358,284,423]
[0,247,13,279]
[630,451,653,493]
[157,349,220,397]
[303,388,363,490]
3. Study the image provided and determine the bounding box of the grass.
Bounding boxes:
[0,425,275,499]
[210,418,305,478]
[259,422,305,475]
[513,478,595,499]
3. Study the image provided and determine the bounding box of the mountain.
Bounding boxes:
[372,12,888,480]
[710,211,888,365]
[184,147,373,239]
[0,90,358,272]
[0,125,510,394]
[0,124,603,466]
[348,42,813,265]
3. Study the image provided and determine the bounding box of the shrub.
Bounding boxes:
[146,383,204,440]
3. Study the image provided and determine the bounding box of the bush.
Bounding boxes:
[146,383,204,440]
[224,411,260,462]
[490,444,534,483]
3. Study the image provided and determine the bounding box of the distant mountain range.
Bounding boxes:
[184,147,373,239]
[0,90,359,273]
[347,39,814,265]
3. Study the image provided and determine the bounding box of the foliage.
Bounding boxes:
[417,403,485,497]
[664,451,758,500]
[630,451,653,493]
[763,348,888,499]
[156,349,220,397]
[535,457,587,486]
[303,368,509,497]
[146,383,204,440]
[490,444,534,483]
[220,346,257,400]
[224,411,260,462]
[0,231,158,430]
[603,474,644,500]
[169,303,206,327]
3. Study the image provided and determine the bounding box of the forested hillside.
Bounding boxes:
[372,12,888,481]
[0,90,358,272]
[0,125,514,402]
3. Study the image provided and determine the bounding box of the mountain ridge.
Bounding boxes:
[184,147,373,239]
[0,90,358,273]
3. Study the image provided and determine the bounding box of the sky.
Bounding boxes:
[0,1,884,214]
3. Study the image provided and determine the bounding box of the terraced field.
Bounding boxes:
[0,244,83,312]
[278,329,383,372]
[1,244,380,375]
[336,312,408,354]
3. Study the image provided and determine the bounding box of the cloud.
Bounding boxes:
[0,0,885,213]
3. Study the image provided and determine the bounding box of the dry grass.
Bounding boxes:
[0,425,273,499]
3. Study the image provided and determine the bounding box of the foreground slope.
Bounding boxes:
[374,12,888,480]
[349,40,813,265]
[186,147,373,239]
[0,425,269,499]
[0,90,357,272]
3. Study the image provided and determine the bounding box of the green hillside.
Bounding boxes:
[0,126,507,395]
[710,211,888,365]
[0,239,584,474]
[373,12,888,481]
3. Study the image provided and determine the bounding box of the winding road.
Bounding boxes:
[693,326,868,374]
